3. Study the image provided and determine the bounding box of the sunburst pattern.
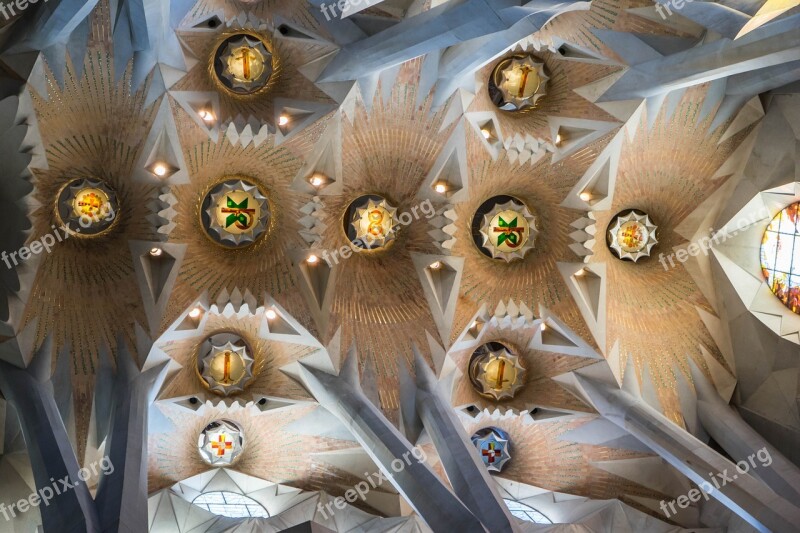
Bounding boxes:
[592,86,750,422]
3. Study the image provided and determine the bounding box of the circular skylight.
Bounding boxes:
[760,202,800,314]
[192,491,269,519]
[504,499,552,524]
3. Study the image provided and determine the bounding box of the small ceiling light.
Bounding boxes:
[579,192,592,202]
[307,254,319,265]
[481,128,492,139]
[189,307,202,319]
[575,268,585,277]
[265,309,278,320]
[199,109,215,123]
[434,182,448,194]
[430,261,442,270]
[279,115,289,126]
[555,133,562,145]
[149,247,163,257]
[309,173,325,188]
[540,322,547,331]
[152,163,168,177]
[471,321,478,329]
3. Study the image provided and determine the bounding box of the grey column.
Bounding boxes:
[412,349,518,532]
[298,349,487,531]
[572,373,800,533]
[94,336,168,532]
[690,362,800,503]
[0,338,101,533]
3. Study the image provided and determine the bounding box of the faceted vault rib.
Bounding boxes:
[316,0,590,84]
[571,372,800,533]
[297,348,486,531]
[596,14,800,102]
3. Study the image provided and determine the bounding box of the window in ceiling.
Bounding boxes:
[504,499,552,524]
[761,202,800,314]
[192,491,269,519]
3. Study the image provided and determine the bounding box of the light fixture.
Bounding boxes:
[434,181,448,194]
[152,163,168,177]
[471,321,478,329]
[265,309,277,320]
[540,322,547,331]
[481,128,492,139]
[279,115,289,126]
[199,109,215,123]
[579,191,592,202]
[306,254,319,265]
[430,261,442,270]
[189,307,203,319]
[555,133,562,145]
[149,247,163,257]
[575,268,585,277]
[309,173,325,188]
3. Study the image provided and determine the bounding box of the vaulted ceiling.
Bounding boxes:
[0,0,799,532]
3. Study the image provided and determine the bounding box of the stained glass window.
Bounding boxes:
[504,499,552,524]
[761,202,800,314]
[192,491,269,518]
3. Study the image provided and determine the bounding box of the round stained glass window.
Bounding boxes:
[760,202,800,314]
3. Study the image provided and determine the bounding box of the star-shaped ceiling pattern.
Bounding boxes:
[3,0,798,530]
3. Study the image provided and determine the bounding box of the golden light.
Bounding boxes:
[206,350,247,386]
[579,191,592,202]
[149,247,163,257]
[481,128,492,139]
[430,261,442,270]
[189,307,203,319]
[555,133,562,145]
[279,115,289,126]
[307,254,319,265]
[152,163,168,177]
[575,268,585,277]
[72,188,111,220]
[227,44,266,84]
[265,309,277,320]
[434,181,448,194]
[483,356,518,392]
[470,321,478,329]
[540,322,547,331]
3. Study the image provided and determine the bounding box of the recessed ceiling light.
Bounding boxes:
[149,247,163,257]
[152,163,168,177]
[279,115,289,126]
[579,192,592,202]
[199,109,215,122]
[430,261,442,270]
[265,309,277,320]
[189,307,202,319]
[309,174,325,187]
[434,182,447,194]
[481,128,492,139]
[307,254,319,265]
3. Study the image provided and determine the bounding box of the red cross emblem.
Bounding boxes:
[482,442,502,464]
[210,434,234,456]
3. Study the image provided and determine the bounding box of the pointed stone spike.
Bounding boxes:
[28,334,54,383]
[362,356,381,410]
[397,359,423,444]
[340,343,361,390]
